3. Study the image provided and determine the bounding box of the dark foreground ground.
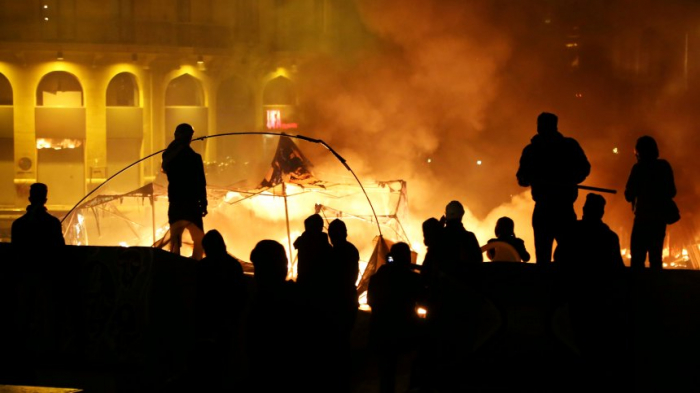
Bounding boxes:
[1,244,699,392]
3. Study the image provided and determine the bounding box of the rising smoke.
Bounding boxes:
[296,0,700,254]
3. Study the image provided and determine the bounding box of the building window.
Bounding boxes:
[107,72,139,107]
[36,71,83,107]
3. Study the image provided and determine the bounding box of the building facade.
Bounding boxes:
[0,0,355,240]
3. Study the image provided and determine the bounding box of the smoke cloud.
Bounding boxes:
[296,0,700,257]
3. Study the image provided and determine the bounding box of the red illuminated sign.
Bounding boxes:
[266,109,298,130]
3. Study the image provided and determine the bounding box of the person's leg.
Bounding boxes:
[533,204,554,264]
[169,220,188,256]
[552,203,577,251]
[630,220,648,269]
[647,222,667,270]
[187,223,205,261]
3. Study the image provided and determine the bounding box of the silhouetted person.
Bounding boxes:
[10,183,67,380]
[409,217,445,391]
[328,218,360,390]
[293,213,332,294]
[438,200,482,276]
[517,112,590,264]
[553,193,629,390]
[328,219,360,335]
[368,242,424,393]
[625,135,677,270]
[162,123,207,260]
[418,217,444,289]
[246,239,330,392]
[191,230,246,391]
[247,239,304,391]
[554,193,624,270]
[486,216,531,262]
[11,182,64,248]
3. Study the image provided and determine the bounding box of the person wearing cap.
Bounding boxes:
[11,182,65,248]
[161,123,208,260]
[439,200,483,276]
[517,112,590,264]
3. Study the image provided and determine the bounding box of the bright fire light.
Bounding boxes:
[36,138,82,150]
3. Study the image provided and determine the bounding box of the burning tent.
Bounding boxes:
[62,134,411,286]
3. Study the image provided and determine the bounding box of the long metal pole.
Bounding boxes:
[282,182,294,271]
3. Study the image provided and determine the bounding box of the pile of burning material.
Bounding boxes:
[62,134,412,283]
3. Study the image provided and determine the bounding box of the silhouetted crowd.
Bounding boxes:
[8,115,681,392]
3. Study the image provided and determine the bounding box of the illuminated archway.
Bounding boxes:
[0,73,12,105]
[166,73,204,106]
[36,71,83,107]
[263,76,297,133]
[263,76,295,106]
[216,75,254,164]
[107,72,139,107]
[0,73,13,205]
[165,74,207,149]
[35,71,86,206]
[107,72,143,192]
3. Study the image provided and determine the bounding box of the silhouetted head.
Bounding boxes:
[445,200,464,222]
[537,112,558,135]
[495,216,515,238]
[202,229,227,257]
[328,219,347,245]
[29,183,48,206]
[635,135,659,162]
[304,214,324,233]
[250,240,288,285]
[174,123,194,142]
[388,242,411,266]
[582,193,606,221]
[422,217,442,247]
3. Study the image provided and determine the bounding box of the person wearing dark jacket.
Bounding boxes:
[328,219,360,333]
[554,193,624,270]
[192,229,245,391]
[368,242,424,393]
[553,193,629,390]
[486,216,531,262]
[439,200,483,277]
[11,182,64,248]
[247,239,331,392]
[517,112,590,264]
[161,123,208,260]
[293,213,332,293]
[625,135,677,270]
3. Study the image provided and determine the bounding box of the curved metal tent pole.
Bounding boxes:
[61,132,384,239]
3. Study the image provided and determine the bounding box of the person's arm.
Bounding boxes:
[570,139,591,184]
[516,146,533,187]
[197,156,208,216]
[55,218,66,246]
[611,232,625,268]
[468,232,483,263]
[663,160,677,199]
[516,238,531,262]
[624,165,639,204]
